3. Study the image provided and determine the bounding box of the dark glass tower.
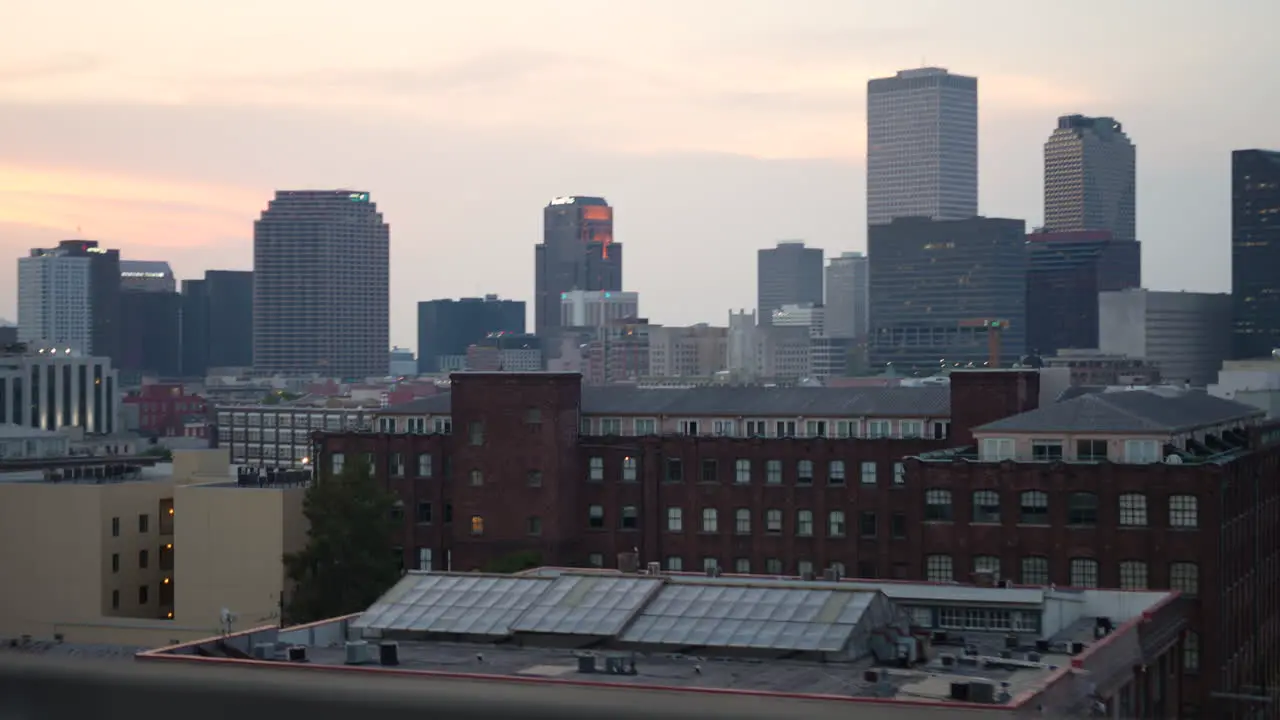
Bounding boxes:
[417,295,526,374]
[1026,230,1141,354]
[253,190,389,378]
[181,270,253,376]
[1232,150,1280,360]
[757,241,824,325]
[534,196,621,338]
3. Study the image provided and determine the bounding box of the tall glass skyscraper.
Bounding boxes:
[534,196,621,337]
[1232,149,1280,359]
[866,67,978,226]
[1043,115,1137,244]
[252,190,389,378]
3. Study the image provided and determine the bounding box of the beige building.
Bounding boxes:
[0,448,306,646]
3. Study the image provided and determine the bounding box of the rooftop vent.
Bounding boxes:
[378,641,399,666]
[645,561,661,576]
[286,645,307,662]
[968,680,997,704]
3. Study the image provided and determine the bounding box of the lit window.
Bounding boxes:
[925,555,953,582]
[622,456,637,482]
[1118,494,1147,526]
[1069,558,1098,588]
[1119,560,1148,589]
[470,516,484,535]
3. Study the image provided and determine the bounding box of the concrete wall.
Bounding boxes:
[1100,289,1232,386]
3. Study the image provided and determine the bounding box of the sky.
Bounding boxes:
[1,0,1277,349]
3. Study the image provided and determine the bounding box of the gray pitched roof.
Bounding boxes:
[381,385,949,418]
[976,388,1263,435]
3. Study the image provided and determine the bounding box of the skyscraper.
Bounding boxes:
[417,296,526,374]
[866,68,978,225]
[757,241,824,325]
[1043,115,1137,243]
[118,261,181,379]
[534,196,621,337]
[824,251,870,339]
[1232,149,1280,359]
[253,190,389,378]
[1025,230,1141,354]
[17,240,121,360]
[181,270,254,376]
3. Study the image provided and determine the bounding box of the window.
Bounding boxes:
[925,555,953,582]
[666,557,683,571]
[111,590,120,610]
[900,420,923,438]
[666,458,683,482]
[765,558,783,574]
[1031,440,1063,461]
[331,452,345,474]
[745,420,767,437]
[700,459,718,483]
[1119,493,1148,526]
[600,418,622,435]
[805,420,827,437]
[973,555,1000,579]
[867,420,889,438]
[138,549,149,569]
[1068,492,1098,525]
[859,511,877,538]
[527,516,542,535]
[1119,560,1148,589]
[981,437,1015,461]
[588,505,605,529]
[796,510,814,536]
[679,420,699,435]
[765,508,782,533]
[666,507,683,532]
[766,460,782,484]
[701,508,718,533]
[432,417,452,434]
[470,516,484,535]
[1021,556,1049,585]
[469,469,483,486]
[1170,562,1199,595]
[836,420,857,438]
[828,510,845,537]
[798,560,814,577]
[634,418,657,435]
[527,470,542,487]
[416,502,432,524]
[924,489,953,521]
[588,457,604,481]
[971,490,1000,523]
[1124,439,1160,464]
[1169,495,1198,528]
[1018,490,1049,524]
[734,459,751,484]
[111,553,119,573]
[138,514,150,533]
[524,407,541,425]
[1069,558,1099,588]
[713,420,735,436]
[139,586,149,605]
[775,420,796,437]
[622,456,637,482]
[1076,439,1108,461]
[891,513,906,538]
[587,553,604,568]
[796,460,813,485]
[828,460,845,484]
[620,506,638,530]
[861,461,877,485]
[703,557,719,572]
[468,421,484,446]
[734,508,751,534]
[365,453,377,476]
[893,462,905,485]
[735,558,751,574]
[1184,631,1200,673]
[111,517,120,537]
[830,561,846,578]
[389,453,404,477]
[417,453,433,477]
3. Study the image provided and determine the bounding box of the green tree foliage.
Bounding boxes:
[283,457,402,624]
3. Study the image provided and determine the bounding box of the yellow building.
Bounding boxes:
[0,448,307,646]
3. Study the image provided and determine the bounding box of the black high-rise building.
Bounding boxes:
[1025,230,1141,354]
[534,196,621,337]
[119,291,181,380]
[869,217,1028,371]
[181,270,253,376]
[757,241,824,325]
[417,295,526,374]
[1232,149,1280,360]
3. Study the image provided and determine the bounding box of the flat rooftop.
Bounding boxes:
[143,569,1180,713]
[0,461,174,485]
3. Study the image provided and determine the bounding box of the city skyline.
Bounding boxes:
[1,1,1277,347]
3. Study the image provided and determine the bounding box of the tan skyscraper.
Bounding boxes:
[1043,115,1136,243]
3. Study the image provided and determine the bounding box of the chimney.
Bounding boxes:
[948,370,1041,445]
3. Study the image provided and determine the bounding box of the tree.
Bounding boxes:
[282,457,402,624]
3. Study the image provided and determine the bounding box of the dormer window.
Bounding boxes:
[980,438,1015,462]
[1124,440,1160,464]
[1031,440,1063,461]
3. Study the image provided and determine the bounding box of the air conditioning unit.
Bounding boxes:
[646,561,661,575]
[286,645,307,662]
[251,642,274,660]
[344,640,374,665]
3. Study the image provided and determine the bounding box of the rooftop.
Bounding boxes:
[142,569,1179,714]
[0,461,175,485]
[974,386,1262,435]
[380,384,950,419]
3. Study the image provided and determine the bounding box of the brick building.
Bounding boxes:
[123,383,208,438]
[313,370,1280,717]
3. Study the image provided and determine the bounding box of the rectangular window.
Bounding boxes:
[900,420,923,438]
[620,506,638,530]
[1021,556,1050,585]
[388,453,404,477]
[1124,439,1160,464]
[745,420,767,437]
[1119,560,1148,590]
[622,456,637,482]
[666,507,683,532]
[861,462,877,485]
[588,505,604,529]
[111,553,120,573]
[1031,440,1063,461]
[470,516,484,535]
[587,553,603,568]
[588,457,604,482]
[775,420,796,437]
[600,418,622,435]
[417,453,433,477]
[766,460,782,484]
[893,462,905,484]
[1020,491,1049,524]
[679,420,699,435]
[666,556,683,571]
[734,459,751,484]
[891,512,906,539]
[713,420,735,436]
[139,585,149,605]
[112,589,120,610]
[971,490,1000,523]
[859,511,876,538]
[867,420,890,438]
[836,420,856,438]
[1076,439,1107,461]
[796,510,813,536]
[1070,558,1099,588]
[734,508,751,534]
[925,489,954,521]
[1119,494,1148,526]
[666,458,683,482]
[766,558,783,575]
[805,420,827,437]
[980,438,1016,462]
[527,470,542,487]
[1170,562,1199,595]
[432,417,452,434]
[580,417,593,435]
[827,510,845,537]
[1169,495,1198,528]
[527,516,542,535]
[925,555,953,582]
[416,502,432,524]
[828,460,845,484]
[701,508,718,533]
[138,514,149,533]
[634,418,657,435]
[796,460,813,485]
[468,421,484,446]
[469,469,483,486]
[112,517,120,537]
[735,558,750,574]
[798,560,814,577]
[765,508,782,533]
[700,459,718,483]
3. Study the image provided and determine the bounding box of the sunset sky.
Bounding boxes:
[2,0,1277,348]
